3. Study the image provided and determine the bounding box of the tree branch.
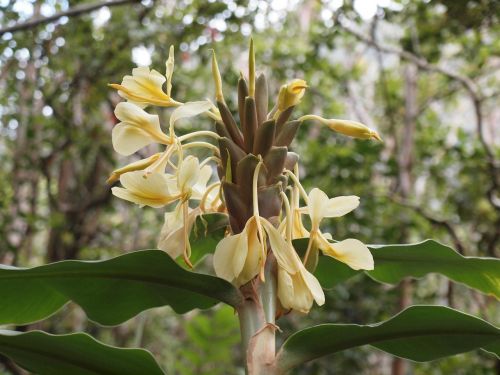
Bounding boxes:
[0,0,141,36]
[335,15,500,211]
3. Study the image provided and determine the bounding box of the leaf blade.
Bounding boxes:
[0,330,164,375]
[0,250,242,326]
[276,305,500,372]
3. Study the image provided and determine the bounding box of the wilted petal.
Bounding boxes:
[319,236,374,270]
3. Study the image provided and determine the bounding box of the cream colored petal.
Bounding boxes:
[307,188,330,228]
[177,156,200,193]
[278,267,316,314]
[111,187,165,208]
[116,171,174,207]
[235,218,262,286]
[324,196,360,217]
[260,219,297,274]
[213,231,248,283]
[191,164,213,200]
[113,103,168,154]
[112,123,157,156]
[277,267,295,310]
[300,266,325,306]
[292,210,310,239]
[321,236,374,270]
[169,101,212,132]
[158,205,199,259]
[165,45,175,96]
[157,203,185,258]
[115,102,164,137]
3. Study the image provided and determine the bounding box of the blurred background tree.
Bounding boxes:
[0,0,498,374]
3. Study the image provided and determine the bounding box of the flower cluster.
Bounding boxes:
[108,41,380,313]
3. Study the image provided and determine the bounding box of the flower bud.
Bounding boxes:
[300,115,382,141]
[277,79,307,111]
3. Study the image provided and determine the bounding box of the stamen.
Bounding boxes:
[284,170,309,204]
[178,131,220,142]
[252,157,267,281]
[181,141,219,153]
[199,182,221,213]
[280,191,293,244]
[182,202,193,268]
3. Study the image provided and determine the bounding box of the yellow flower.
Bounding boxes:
[112,102,170,156]
[213,216,262,287]
[106,153,161,184]
[299,114,382,141]
[111,171,177,208]
[109,66,178,108]
[260,219,324,313]
[157,204,199,259]
[277,79,307,111]
[304,188,374,271]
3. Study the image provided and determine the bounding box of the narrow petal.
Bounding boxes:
[320,236,374,270]
[324,195,360,217]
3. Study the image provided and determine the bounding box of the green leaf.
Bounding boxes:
[188,213,227,267]
[276,305,500,372]
[0,250,242,326]
[299,238,500,298]
[368,240,500,299]
[0,330,164,375]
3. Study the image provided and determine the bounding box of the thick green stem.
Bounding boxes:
[237,255,278,374]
